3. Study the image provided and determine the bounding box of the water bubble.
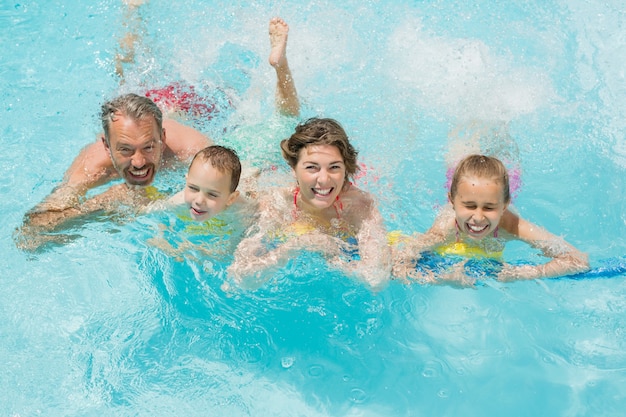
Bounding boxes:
[349,388,367,404]
[308,364,324,377]
[281,356,295,369]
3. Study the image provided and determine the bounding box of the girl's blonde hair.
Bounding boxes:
[449,154,511,203]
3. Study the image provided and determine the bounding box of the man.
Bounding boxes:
[18,93,211,238]
[17,15,299,248]
[72,94,208,193]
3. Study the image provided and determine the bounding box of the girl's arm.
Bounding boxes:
[498,210,589,280]
[392,207,455,279]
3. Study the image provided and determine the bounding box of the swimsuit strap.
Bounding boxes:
[292,187,300,220]
[333,195,343,219]
[333,182,352,219]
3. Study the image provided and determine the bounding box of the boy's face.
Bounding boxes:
[449,176,508,240]
[183,160,239,221]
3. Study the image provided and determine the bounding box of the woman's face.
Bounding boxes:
[294,144,346,211]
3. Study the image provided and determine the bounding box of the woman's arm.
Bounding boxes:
[227,190,340,288]
[229,228,346,289]
[347,200,392,288]
[498,210,589,280]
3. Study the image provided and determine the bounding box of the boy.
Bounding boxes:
[168,145,247,221]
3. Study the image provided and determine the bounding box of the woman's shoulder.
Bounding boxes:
[340,185,379,227]
[342,184,375,205]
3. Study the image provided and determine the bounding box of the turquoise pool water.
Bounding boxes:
[2,0,625,416]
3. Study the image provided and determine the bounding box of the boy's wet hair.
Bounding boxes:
[280,117,359,182]
[449,154,511,203]
[101,93,163,144]
[190,145,241,192]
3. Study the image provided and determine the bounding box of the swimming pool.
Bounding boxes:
[2,0,625,415]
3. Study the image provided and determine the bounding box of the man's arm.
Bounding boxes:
[16,184,152,251]
[63,138,115,190]
[33,138,115,214]
[20,136,116,242]
[30,117,209,213]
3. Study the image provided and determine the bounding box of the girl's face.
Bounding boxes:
[294,144,346,211]
[183,160,238,221]
[450,176,508,240]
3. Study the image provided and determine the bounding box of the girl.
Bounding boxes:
[393,154,589,282]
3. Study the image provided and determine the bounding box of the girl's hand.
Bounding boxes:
[391,245,422,280]
[497,264,541,281]
[436,260,477,287]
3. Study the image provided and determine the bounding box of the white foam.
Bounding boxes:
[386,17,554,121]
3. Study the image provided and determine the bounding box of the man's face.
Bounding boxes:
[103,113,165,187]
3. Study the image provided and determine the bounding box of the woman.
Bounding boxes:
[228,118,391,289]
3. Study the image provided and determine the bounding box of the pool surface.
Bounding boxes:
[2,0,625,416]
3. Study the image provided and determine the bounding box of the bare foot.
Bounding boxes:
[269,17,289,68]
[123,0,148,9]
[268,17,299,116]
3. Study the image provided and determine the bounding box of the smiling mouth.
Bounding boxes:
[466,223,489,235]
[127,166,152,183]
[312,187,333,197]
[191,207,207,216]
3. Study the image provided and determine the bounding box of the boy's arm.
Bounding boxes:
[499,211,589,280]
[166,190,185,206]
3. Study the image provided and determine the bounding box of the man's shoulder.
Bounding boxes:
[65,140,115,187]
[81,140,113,164]
[162,119,212,158]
